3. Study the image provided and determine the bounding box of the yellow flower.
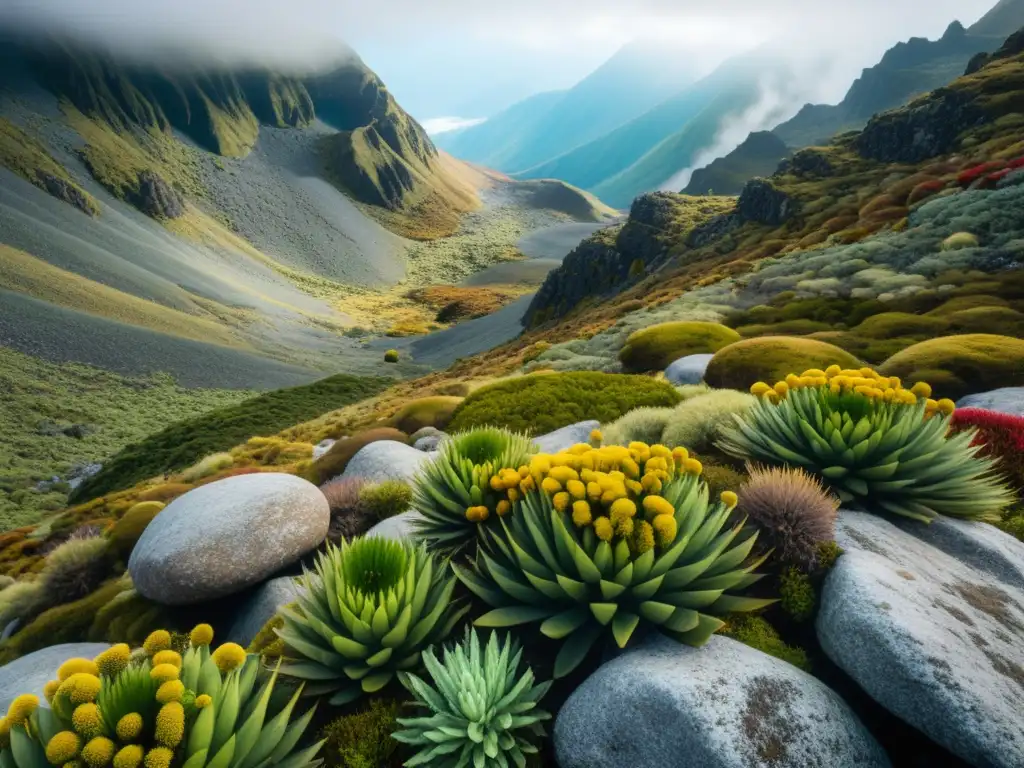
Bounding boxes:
[194,694,212,709]
[586,481,603,503]
[81,736,116,767]
[859,367,877,378]
[621,458,641,479]
[825,364,841,377]
[43,679,61,703]
[149,664,179,684]
[519,475,536,493]
[936,398,956,416]
[642,495,675,519]
[593,517,613,542]
[589,429,603,444]
[764,390,780,404]
[549,466,579,485]
[773,381,789,397]
[925,398,939,412]
[507,487,520,503]
[720,490,738,509]
[626,479,644,495]
[897,389,917,405]
[116,713,143,742]
[156,680,185,703]
[910,381,932,399]
[600,485,627,506]
[495,500,511,517]
[552,492,571,513]
[615,516,634,537]
[540,477,562,495]
[683,458,703,475]
[143,630,172,657]
[72,703,104,739]
[489,474,505,492]
[113,745,144,768]
[60,674,102,705]
[608,497,637,522]
[152,650,182,669]
[6,694,39,725]
[632,520,655,555]
[46,732,82,764]
[58,659,100,683]
[802,368,827,378]
[211,643,247,673]
[466,505,490,522]
[94,645,131,678]
[565,479,586,500]
[190,623,215,647]
[652,514,678,548]
[571,501,592,527]
[143,747,174,768]
[154,702,184,748]
[750,382,771,396]
[645,457,669,473]
[785,373,801,388]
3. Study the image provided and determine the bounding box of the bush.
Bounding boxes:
[320,698,400,768]
[38,536,112,604]
[851,312,948,339]
[179,451,233,482]
[387,396,463,433]
[950,408,1024,492]
[942,232,980,250]
[320,477,375,541]
[311,428,409,485]
[880,334,1024,400]
[384,349,400,363]
[107,501,165,560]
[359,480,413,520]
[446,372,682,435]
[722,615,810,671]
[0,579,45,628]
[602,407,677,446]
[735,466,838,571]
[661,390,757,453]
[704,337,861,391]
[71,373,390,502]
[618,322,741,372]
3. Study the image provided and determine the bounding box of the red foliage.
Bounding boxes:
[1007,156,1024,170]
[957,161,1006,186]
[950,408,1024,491]
[907,179,946,205]
[986,169,1011,184]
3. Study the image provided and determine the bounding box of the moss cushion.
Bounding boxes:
[880,334,1024,400]
[618,322,741,372]
[704,337,861,390]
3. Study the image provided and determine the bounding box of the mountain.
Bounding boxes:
[681,131,790,196]
[969,0,1024,36]
[435,40,698,174]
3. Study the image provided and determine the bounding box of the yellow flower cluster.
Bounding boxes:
[750,366,956,415]
[154,702,184,748]
[211,642,247,673]
[95,644,131,678]
[189,623,214,647]
[142,630,172,657]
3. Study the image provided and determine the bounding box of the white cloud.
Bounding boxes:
[421,116,488,135]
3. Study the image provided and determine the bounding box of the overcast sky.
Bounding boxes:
[0,0,1000,120]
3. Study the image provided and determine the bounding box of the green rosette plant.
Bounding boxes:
[717,366,1014,522]
[277,537,468,705]
[412,428,535,556]
[452,442,773,678]
[394,629,551,768]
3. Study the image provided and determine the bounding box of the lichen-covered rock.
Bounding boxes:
[555,634,888,768]
[226,575,301,647]
[957,387,1024,416]
[134,170,185,219]
[737,178,795,225]
[778,147,834,178]
[855,89,982,163]
[817,510,1024,767]
[0,643,110,712]
[341,441,434,484]
[532,420,601,454]
[664,353,714,385]
[35,171,97,216]
[365,510,423,541]
[128,473,329,605]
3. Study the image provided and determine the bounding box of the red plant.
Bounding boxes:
[907,179,946,205]
[957,161,1005,187]
[950,408,1024,491]
[986,169,1011,185]
[1007,156,1024,170]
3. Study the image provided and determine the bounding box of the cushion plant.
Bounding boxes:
[277,537,467,705]
[452,440,774,678]
[395,628,551,768]
[716,366,1014,522]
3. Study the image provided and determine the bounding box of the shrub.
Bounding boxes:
[395,629,551,767]
[721,615,810,671]
[675,383,712,401]
[72,373,390,502]
[359,480,413,520]
[618,322,741,372]
[311,428,409,485]
[179,452,234,482]
[880,334,1024,400]
[279,537,467,704]
[446,372,682,435]
[661,390,757,454]
[602,407,677,446]
[388,396,463,433]
[704,337,861,391]
[907,179,946,205]
[106,502,165,560]
[779,567,816,622]
[950,408,1024,492]
[734,466,838,571]
[411,428,535,556]
[942,232,979,251]
[384,349,400,363]
[851,312,948,339]
[320,477,375,541]
[320,698,400,768]
[718,367,1013,522]
[136,484,192,503]
[0,579,45,628]
[38,536,112,604]
[454,442,773,677]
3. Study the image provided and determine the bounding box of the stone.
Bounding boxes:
[957,387,1024,417]
[533,421,601,454]
[226,575,302,647]
[342,441,434,484]
[35,171,97,216]
[555,634,888,768]
[413,434,446,452]
[737,178,795,225]
[664,353,714,385]
[817,510,1024,767]
[134,170,185,219]
[312,439,336,460]
[365,511,423,541]
[128,473,329,605]
[0,643,110,712]
[409,426,444,443]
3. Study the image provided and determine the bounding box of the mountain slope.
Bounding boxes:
[681,131,790,195]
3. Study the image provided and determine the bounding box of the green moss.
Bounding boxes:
[320,698,400,768]
[447,372,682,436]
[779,568,816,622]
[722,615,810,672]
[312,428,409,485]
[926,295,1010,316]
[815,541,844,571]
[248,611,288,658]
[701,464,749,502]
[72,373,391,503]
[946,306,1024,337]
[704,337,861,391]
[359,481,413,521]
[619,322,741,372]
[387,396,463,433]
[880,334,1024,400]
[851,312,949,339]
[106,502,165,560]
[384,350,400,363]
[996,510,1024,542]
[736,319,832,337]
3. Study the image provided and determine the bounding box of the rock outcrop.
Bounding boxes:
[736,178,795,225]
[133,171,185,220]
[35,171,97,216]
[341,440,434,484]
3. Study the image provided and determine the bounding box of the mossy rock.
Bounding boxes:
[387,396,463,434]
[880,334,1024,399]
[311,428,409,485]
[850,312,949,339]
[619,322,741,372]
[107,501,165,560]
[946,306,1024,337]
[704,337,861,391]
[447,372,681,436]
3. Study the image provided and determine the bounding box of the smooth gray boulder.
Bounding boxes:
[957,387,1024,416]
[533,420,600,454]
[226,576,302,647]
[409,426,444,443]
[664,353,714,385]
[818,510,1024,767]
[342,441,434,483]
[413,433,447,452]
[365,511,423,541]
[0,643,110,712]
[556,634,888,768]
[129,474,329,605]
[312,439,336,460]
